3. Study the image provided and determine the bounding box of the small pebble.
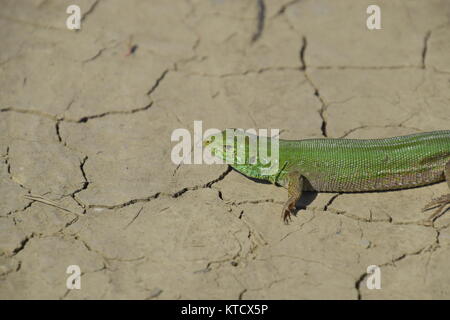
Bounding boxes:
[360,239,371,248]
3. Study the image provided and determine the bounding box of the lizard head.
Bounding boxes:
[203,129,281,179]
[203,129,256,164]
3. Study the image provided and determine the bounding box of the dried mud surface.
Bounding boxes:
[1,0,450,299]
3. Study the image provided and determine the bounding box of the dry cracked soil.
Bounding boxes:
[1,0,450,299]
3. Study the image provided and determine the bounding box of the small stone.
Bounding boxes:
[360,239,371,249]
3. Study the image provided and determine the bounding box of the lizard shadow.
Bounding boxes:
[295,179,318,213]
[294,191,318,214]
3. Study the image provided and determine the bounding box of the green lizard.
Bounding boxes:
[203,129,450,225]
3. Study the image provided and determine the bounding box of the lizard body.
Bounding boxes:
[203,130,450,225]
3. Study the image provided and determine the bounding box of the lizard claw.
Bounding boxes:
[423,194,450,211]
[282,208,292,224]
[422,194,450,223]
[281,199,297,224]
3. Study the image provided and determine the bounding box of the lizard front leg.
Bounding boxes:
[281,170,303,224]
[423,160,450,224]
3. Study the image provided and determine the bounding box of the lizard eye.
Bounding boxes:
[204,136,215,146]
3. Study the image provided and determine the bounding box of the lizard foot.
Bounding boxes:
[281,207,292,224]
[422,194,450,223]
[281,199,296,224]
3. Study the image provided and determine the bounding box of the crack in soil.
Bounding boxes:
[226,198,283,206]
[304,73,328,137]
[10,233,35,257]
[251,0,266,43]
[275,0,301,17]
[421,31,431,69]
[71,156,89,210]
[89,193,161,210]
[296,36,329,137]
[0,67,170,124]
[147,69,169,96]
[88,166,232,209]
[77,102,153,123]
[80,0,100,24]
[323,193,341,211]
[354,237,439,299]
[4,146,31,192]
[299,36,307,70]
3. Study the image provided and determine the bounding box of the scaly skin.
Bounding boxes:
[203,130,450,225]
